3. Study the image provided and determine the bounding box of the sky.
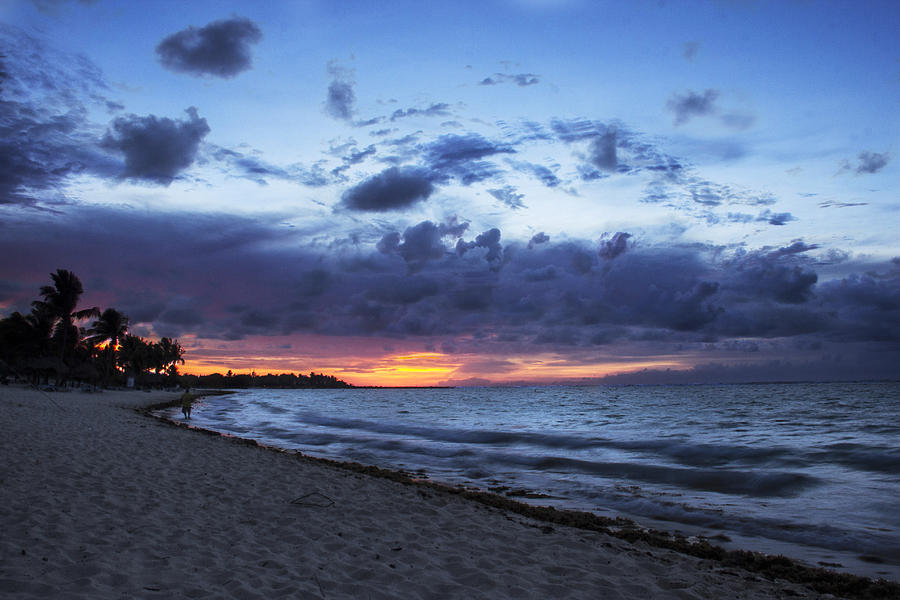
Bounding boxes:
[1,0,898,386]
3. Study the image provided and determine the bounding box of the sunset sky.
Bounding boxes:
[1,0,898,386]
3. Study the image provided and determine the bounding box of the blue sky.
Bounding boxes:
[1,0,898,385]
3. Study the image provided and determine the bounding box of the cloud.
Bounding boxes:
[101,107,211,185]
[366,275,441,304]
[210,146,334,187]
[648,176,782,226]
[395,221,449,272]
[325,62,355,121]
[682,41,700,61]
[330,144,376,177]
[3,203,899,378]
[528,232,550,249]
[508,160,560,187]
[756,210,796,226]
[424,133,516,184]
[340,166,435,211]
[488,186,526,209]
[438,215,470,238]
[456,227,504,268]
[588,128,619,172]
[390,103,452,121]
[667,89,719,125]
[156,17,262,78]
[598,232,631,259]
[0,25,121,205]
[326,81,355,121]
[551,117,602,143]
[212,146,290,185]
[723,243,819,305]
[378,220,465,272]
[855,151,890,174]
[479,73,540,86]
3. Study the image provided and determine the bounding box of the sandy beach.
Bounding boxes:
[0,386,882,599]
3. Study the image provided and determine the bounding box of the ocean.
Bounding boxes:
[160,382,900,581]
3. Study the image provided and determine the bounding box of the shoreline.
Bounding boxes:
[2,385,897,599]
[146,391,899,598]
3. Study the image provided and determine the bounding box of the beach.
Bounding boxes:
[0,386,875,599]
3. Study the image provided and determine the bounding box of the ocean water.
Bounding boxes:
[161,382,900,581]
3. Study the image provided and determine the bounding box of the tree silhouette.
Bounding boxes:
[31,269,99,370]
[1,270,190,389]
[87,308,130,385]
[118,334,152,386]
[155,337,185,377]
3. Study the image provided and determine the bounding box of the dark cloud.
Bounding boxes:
[724,244,819,305]
[0,25,121,205]
[367,275,440,304]
[379,220,449,273]
[817,271,900,342]
[101,107,210,185]
[855,151,890,174]
[156,17,262,78]
[340,166,435,211]
[2,203,899,379]
[667,89,719,125]
[396,222,446,272]
[457,228,504,269]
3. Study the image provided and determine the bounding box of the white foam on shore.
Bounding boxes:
[0,386,826,599]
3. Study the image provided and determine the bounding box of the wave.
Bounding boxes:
[292,411,807,470]
[813,443,900,475]
[485,452,818,497]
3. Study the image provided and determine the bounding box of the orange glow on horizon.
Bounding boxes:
[181,346,689,387]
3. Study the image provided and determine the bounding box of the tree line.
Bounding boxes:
[0,269,353,390]
[0,269,184,388]
[180,371,352,389]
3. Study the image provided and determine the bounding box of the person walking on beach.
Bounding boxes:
[181,387,193,419]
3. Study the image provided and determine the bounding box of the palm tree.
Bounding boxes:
[157,337,185,377]
[87,308,130,385]
[32,269,99,368]
[118,334,151,387]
